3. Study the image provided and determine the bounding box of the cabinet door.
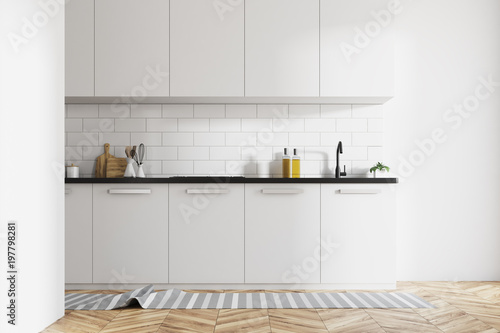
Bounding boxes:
[170,0,244,96]
[95,0,169,96]
[320,0,394,97]
[245,0,319,96]
[245,184,320,283]
[321,184,396,284]
[169,184,244,283]
[93,184,169,284]
[65,0,94,96]
[65,184,93,283]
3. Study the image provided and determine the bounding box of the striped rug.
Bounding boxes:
[65,285,434,310]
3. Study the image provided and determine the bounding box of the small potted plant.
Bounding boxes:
[370,162,390,178]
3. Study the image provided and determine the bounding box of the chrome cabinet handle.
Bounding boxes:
[186,189,229,194]
[339,189,381,194]
[108,189,152,194]
[261,189,304,194]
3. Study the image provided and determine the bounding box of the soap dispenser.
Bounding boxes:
[282,148,291,178]
[292,148,300,178]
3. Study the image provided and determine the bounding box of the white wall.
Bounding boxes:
[0,1,65,332]
[386,0,500,280]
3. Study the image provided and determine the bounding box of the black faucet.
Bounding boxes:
[335,141,347,178]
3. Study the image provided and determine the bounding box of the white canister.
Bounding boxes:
[66,164,79,178]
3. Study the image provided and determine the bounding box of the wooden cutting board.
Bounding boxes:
[95,143,114,178]
[106,157,128,178]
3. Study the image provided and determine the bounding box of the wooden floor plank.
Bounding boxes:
[99,308,169,333]
[318,309,385,333]
[158,309,218,333]
[268,309,328,332]
[214,309,271,333]
[365,309,442,333]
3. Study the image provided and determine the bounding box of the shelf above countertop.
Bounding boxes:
[65,177,398,184]
[65,96,393,105]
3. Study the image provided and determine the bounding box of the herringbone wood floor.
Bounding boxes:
[43,282,500,332]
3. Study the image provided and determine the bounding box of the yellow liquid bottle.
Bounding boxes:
[282,148,291,178]
[292,148,300,178]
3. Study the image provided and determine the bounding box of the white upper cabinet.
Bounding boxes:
[170,0,244,96]
[320,0,395,97]
[95,0,170,96]
[65,0,94,96]
[245,0,320,96]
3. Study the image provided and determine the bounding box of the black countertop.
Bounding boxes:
[66,176,398,184]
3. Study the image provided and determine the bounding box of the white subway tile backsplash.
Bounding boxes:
[226,161,256,175]
[226,133,257,146]
[65,119,82,132]
[143,161,162,175]
[163,104,193,118]
[352,133,383,146]
[99,133,131,146]
[304,119,336,132]
[368,147,384,161]
[65,147,83,160]
[163,133,193,146]
[194,133,225,146]
[66,103,385,177]
[210,119,241,132]
[82,146,112,160]
[368,119,384,132]
[194,104,225,118]
[115,119,146,132]
[178,119,209,132]
[273,118,304,132]
[163,161,194,175]
[256,132,288,147]
[83,118,114,132]
[321,133,352,146]
[257,105,288,118]
[352,105,383,118]
[242,146,273,161]
[242,119,272,132]
[147,119,177,132]
[226,105,257,118]
[210,147,240,160]
[130,132,161,146]
[131,104,162,118]
[289,105,320,118]
[289,133,320,146]
[178,147,209,160]
[337,119,368,132]
[352,161,377,175]
[67,104,99,118]
[67,132,99,146]
[99,104,130,118]
[321,105,351,118]
[147,147,177,160]
[194,161,226,175]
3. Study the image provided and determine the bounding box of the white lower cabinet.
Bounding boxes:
[169,184,244,283]
[321,184,396,285]
[92,184,169,284]
[65,184,93,283]
[245,184,321,283]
